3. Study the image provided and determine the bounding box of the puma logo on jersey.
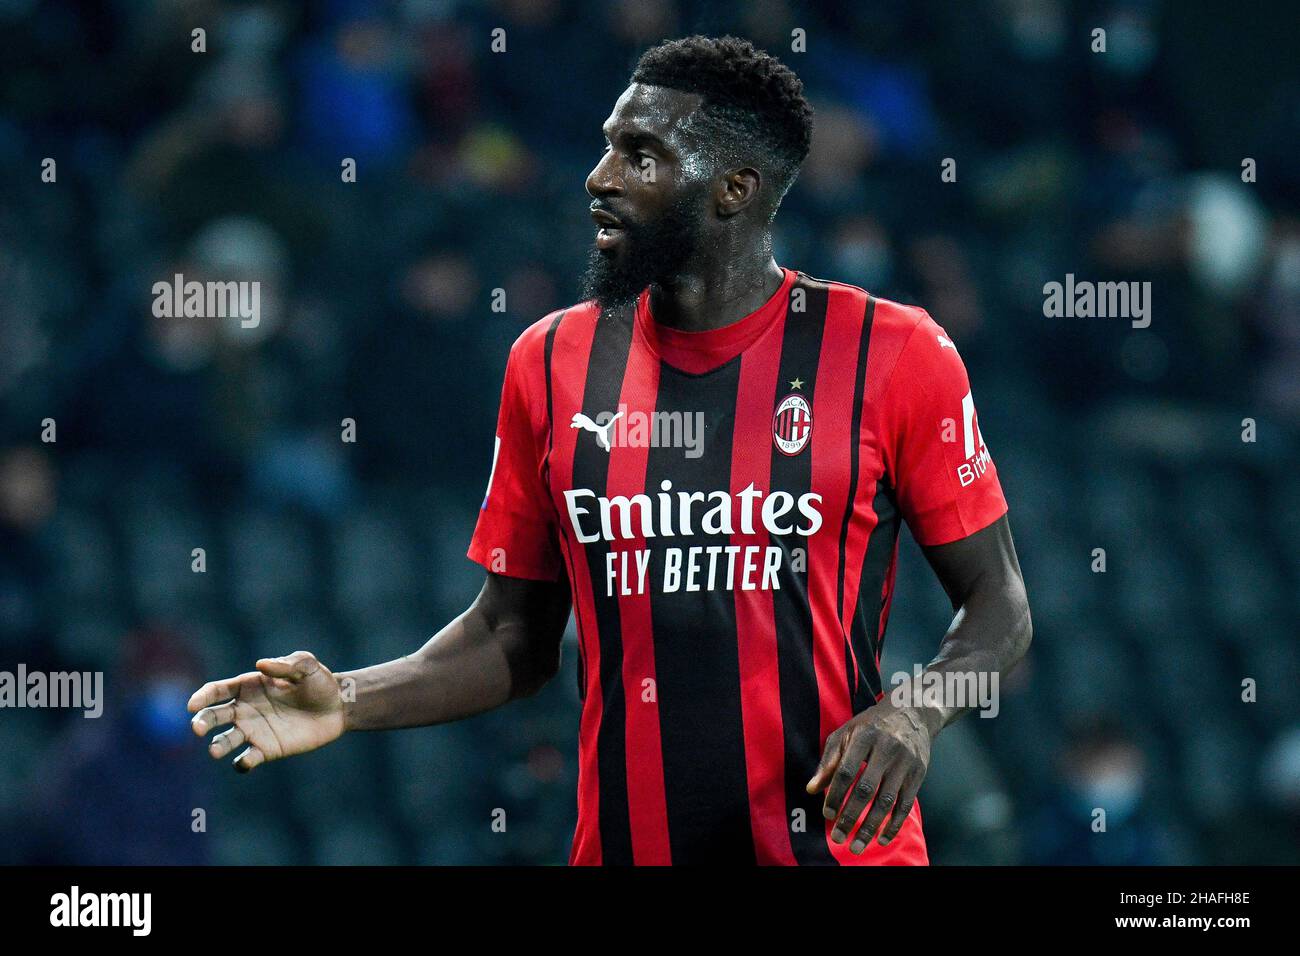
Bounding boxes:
[571,410,624,451]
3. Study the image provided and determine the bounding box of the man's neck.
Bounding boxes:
[647,246,785,333]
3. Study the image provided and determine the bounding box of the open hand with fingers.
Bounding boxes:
[187,650,347,772]
[806,703,933,854]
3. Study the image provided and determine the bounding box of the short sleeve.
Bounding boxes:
[467,345,563,581]
[880,313,1008,547]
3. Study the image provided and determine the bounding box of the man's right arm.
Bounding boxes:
[342,571,572,730]
[188,570,572,772]
[191,316,570,770]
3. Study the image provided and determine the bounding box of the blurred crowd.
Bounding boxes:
[0,0,1297,864]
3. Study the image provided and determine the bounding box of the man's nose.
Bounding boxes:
[585,150,622,199]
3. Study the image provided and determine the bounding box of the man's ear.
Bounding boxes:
[717,167,762,218]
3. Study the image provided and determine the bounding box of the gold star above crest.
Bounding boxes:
[789,377,804,390]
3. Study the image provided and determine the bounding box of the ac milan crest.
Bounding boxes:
[772,392,812,456]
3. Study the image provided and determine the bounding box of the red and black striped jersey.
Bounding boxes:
[468,267,1008,865]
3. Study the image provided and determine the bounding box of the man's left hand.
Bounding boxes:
[806,703,933,853]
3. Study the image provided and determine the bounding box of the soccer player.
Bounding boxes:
[189,35,1032,865]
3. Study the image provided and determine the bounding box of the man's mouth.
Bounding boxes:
[591,208,626,250]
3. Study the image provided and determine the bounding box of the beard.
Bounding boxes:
[579,189,706,314]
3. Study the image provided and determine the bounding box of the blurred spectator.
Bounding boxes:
[20,626,213,865]
[0,446,57,655]
[1029,717,1175,865]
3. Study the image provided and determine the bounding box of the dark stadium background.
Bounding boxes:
[1,0,1297,865]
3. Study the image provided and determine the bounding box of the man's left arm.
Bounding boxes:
[806,514,1032,852]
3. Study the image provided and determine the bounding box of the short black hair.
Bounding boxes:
[630,35,814,217]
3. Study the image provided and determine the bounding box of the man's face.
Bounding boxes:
[581,83,714,312]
